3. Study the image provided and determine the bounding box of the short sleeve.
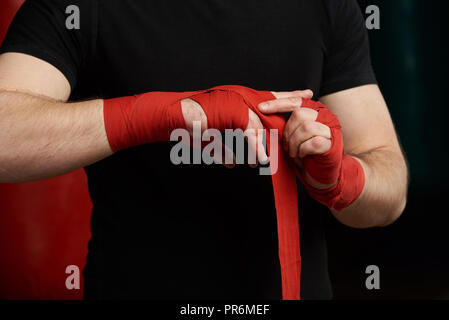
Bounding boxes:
[0,0,97,91]
[319,0,377,97]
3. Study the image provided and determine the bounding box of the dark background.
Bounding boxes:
[325,0,449,299]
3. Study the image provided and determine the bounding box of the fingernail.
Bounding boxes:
[262,155,269,164]
[259,103,268,111]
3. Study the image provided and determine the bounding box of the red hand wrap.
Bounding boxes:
[297,99,365,211]
[103,85,303,300]
[189,89,249,132]
[214,86,302,300]
[103,88,251,152]
[104,91,192,152]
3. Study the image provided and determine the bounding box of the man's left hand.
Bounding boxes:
[258,90,338,190]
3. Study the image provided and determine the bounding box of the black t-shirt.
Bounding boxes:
[0,0,376,300]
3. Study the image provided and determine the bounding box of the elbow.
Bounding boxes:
[342,190,408,229]
[333,195,407,229]
[0,163,21,183]
[0,152,26,183]
[378,194,407,227]
[379,159,409,227]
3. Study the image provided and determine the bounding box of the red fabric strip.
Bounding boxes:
[206,86,302,300]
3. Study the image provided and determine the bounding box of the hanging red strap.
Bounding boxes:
[210,86,301,300]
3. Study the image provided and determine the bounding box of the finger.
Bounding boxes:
[220,143,236,169]
[246,128,269,168]
[204,135,236,168]
[246,108,264,131]
[298,136,332,159]
[246,131,259,168]
[246,109,267,167]
[271,90,314,100]
[283,108,319,149]
[287,121,331,158]
[258,96,303,114]
[256,128,269,164]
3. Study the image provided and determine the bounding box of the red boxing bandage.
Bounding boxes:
[189,89,249,132]
[104,92,190,152]
[103,85,303,300]
[297,99,365,211]
[103,89,250,152]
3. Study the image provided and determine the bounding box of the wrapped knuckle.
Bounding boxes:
[304,108,319,119]
[299,143,310,157]
[301,120,315,133]
[291,128,302,142]
[311,136,326,149]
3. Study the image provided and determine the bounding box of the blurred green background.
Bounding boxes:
[325,0,449,299]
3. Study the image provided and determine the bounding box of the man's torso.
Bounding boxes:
[72,0,332,300]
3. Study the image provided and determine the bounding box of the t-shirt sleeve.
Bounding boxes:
[0,0,97,91]
[319,0,377,97]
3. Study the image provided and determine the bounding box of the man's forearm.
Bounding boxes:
[0,91,112,183]
[331,147,408,228]
[0,86,269,183]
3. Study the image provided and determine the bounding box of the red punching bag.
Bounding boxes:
[0,0,92,300]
